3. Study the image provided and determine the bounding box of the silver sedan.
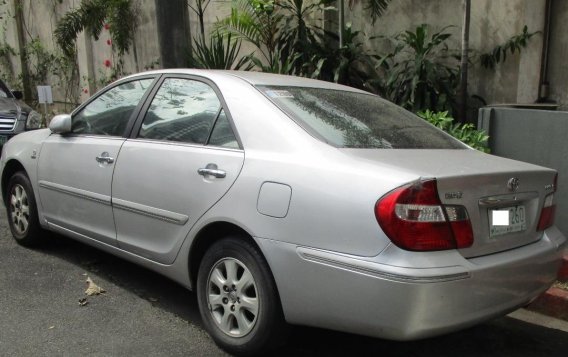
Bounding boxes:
[1,70,565,356]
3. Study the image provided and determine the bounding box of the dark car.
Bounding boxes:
[0,79,42,146]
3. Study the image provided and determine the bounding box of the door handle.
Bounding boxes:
[198,163,226,178]
[96,152,115,164]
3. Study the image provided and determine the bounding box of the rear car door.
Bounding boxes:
[111,76,244,263]
[37,77,156,245]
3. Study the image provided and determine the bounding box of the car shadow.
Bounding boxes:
[38,233,568,357]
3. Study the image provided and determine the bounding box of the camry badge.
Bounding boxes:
[507,177,520,192]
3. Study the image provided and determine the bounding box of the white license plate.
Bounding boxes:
[489,205,527,237]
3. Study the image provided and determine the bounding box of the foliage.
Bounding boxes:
[276,0,332,74]
[353,0,392,24]
[311,24,380,92]
[20,38,80,107]
[187,0,211,42]
[418,110,489,152]
[216,0,282,68]
[54,0,138,58]
[216,0,332,75]
[249,46,301,74]
[0,42,17,87]
[189,32,253,70]
[377,24,459,112]
[480,26,538,69]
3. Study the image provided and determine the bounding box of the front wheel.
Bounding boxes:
[197,237,287,356]
[6,171,43,247]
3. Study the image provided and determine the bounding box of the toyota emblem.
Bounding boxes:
[507,177,520,192]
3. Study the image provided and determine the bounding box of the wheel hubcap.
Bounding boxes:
[10,184,30,235]
[207,258,259,337]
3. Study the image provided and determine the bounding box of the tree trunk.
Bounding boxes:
[458,0,471,123]
[155,0,191,68]
[13,0,32,101]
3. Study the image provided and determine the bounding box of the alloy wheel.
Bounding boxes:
[10,184,30,235]
[206,257,259,337]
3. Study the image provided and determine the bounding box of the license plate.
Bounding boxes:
[0,135,7,145]
[489,205,527,237]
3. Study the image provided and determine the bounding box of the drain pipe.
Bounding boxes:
[537,0,553,102]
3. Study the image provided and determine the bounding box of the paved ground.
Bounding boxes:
[2,205,568,356]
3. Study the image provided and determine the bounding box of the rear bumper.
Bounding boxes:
[256,227,566,340]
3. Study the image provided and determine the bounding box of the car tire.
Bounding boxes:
[197,236,287,356]
[6,171,43,247]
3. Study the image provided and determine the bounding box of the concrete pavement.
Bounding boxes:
[1,204,568,356]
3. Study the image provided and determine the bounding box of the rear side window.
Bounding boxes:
[258,86,465,149]
[139,78,221,145]
[208,110,239,149]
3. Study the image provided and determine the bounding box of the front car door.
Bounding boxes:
[111,76,244,263]
[37,76,156,245]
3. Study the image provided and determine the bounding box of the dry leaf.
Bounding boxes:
[85,277,106,296]
[78,297,89,306]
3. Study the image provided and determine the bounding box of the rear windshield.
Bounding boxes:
[258,86,465,149]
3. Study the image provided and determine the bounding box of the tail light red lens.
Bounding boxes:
[537,174,557,231]
[375,179,474,251]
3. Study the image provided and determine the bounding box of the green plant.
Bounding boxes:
[17,38,80,108]
[480,26,538,69]
[216,0,332,75]
[216,0,282,69]
[276,0,331,74]
[0,41,17,87]
[377,24,459,112]
[54,0,138,58]
[187,0,211,42]
[189,32,253,70]
[249,46,301,74]
[418,110,489,152]
[311,24,380,92]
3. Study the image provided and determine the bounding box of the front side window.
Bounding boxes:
[72,78,154,136]
[139,78,222,145]
[259,86,466,149]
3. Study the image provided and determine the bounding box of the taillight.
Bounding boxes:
[375,179,473,251]
[537,173,557,231]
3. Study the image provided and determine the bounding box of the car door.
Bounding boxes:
[37,77,157,245]
[111,76,244,263]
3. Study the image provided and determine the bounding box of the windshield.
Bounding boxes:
[258,86,465,149]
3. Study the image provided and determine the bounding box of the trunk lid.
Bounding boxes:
[341,149,557,258]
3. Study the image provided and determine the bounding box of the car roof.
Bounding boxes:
[122,69,369,94]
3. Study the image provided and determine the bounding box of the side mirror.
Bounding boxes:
[12,90,23,100]
[49,114,72,134]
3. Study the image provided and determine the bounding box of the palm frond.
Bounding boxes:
[365,0,392,24]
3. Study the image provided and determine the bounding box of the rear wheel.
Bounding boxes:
[6,171,43,247]
[197,237,287,356]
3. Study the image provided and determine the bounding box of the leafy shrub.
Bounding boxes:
[480,26,538,69]
[189,32,253,70]
[377,24,459,112]
[418,110,490,152]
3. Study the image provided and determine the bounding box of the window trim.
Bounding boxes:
[129,74,243,150]
[68,74,160,138]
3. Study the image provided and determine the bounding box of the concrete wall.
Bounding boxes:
[547,0,568,109]
[0,0,559,112]
[347,0,546,106]
[478,107,568,237]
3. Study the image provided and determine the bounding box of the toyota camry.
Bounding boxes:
[1,70,565,356]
